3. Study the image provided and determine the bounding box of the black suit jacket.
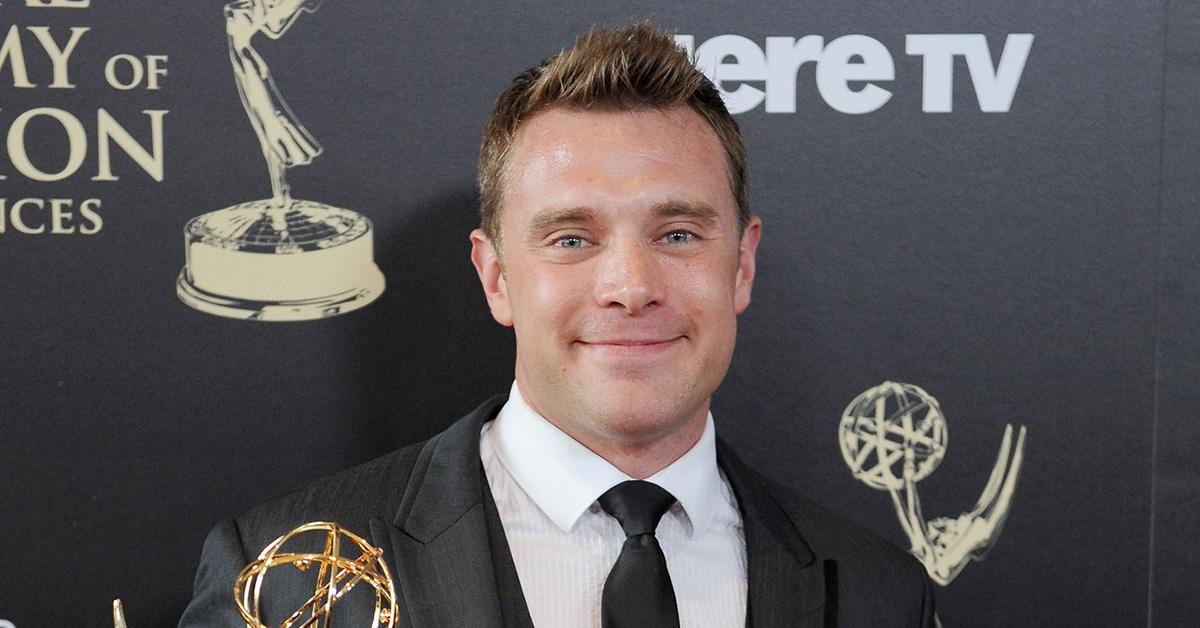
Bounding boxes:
[179,396,935,627]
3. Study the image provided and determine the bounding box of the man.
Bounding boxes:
[180,23,935,627]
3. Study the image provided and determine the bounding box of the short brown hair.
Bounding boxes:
[478,22,749,241]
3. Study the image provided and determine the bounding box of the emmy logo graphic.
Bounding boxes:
[177,0,385,321]
[839,381,1027,585]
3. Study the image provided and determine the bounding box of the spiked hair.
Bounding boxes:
[477,22,748,240]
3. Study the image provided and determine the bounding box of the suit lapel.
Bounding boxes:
[363,399,833,627]
[718,440,833,628]
[370,398,508,628]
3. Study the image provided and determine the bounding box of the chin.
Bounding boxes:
[585,386,702,439]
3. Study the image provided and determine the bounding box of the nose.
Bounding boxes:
[593,240,665,315]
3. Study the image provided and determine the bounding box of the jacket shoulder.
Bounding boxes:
[720,441,921,574]
[756,471,936,623]
[764,473,915,565]
[233,438,427,550]
[179,441,432,628]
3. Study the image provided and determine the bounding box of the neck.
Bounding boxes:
[584,418,708,479]
[516,383,709,479]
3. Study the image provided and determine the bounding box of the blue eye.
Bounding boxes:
[663,230,694,244]
[555,236,586,248]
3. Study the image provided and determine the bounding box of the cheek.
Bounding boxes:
[669,256,739,315]
[509,264,589,335]
[668,260,741,363]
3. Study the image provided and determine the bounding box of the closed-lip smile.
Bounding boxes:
[576,336,684,356]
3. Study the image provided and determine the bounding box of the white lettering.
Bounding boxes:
[764,36,823,113]
[0,25,34,88]
[816,35,894,115]
[695,34,767,114]
[79,198,102,234]
[145,54,168,90]
[93,109,167,182]
[0,198,102,235]
[680,32,1032,114]
[49,197,75,234]
[7,108,87,181]
[105,54,144,90]
[26,26,89,88]
[10,198,47,234]
[906,34,1034,112]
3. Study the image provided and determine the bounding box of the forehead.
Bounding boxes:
[500,107,735,225]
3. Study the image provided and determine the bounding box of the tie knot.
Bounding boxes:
[598,480,677,537]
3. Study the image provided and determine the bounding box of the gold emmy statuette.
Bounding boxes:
[111,521,397,628]
[839,381,1027,586]
[177,0,385,321]
[234,521,398,627]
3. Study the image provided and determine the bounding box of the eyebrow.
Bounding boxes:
[649,201,721,226]
[526,207,598,237]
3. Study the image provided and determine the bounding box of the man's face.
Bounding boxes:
[471,106,761,452]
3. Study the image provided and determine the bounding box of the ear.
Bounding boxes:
[733,216,762,314]
[470,228,513,327]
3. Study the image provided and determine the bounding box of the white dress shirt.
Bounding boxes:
[479,382,747,628]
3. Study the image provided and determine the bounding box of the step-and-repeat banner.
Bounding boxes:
[1,1,1196,625]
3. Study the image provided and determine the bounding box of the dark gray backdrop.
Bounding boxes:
[0,1,1194,626]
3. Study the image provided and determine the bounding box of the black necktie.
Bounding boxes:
[598,480,681,628]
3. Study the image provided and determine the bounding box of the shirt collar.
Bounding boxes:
[488,381,722,539]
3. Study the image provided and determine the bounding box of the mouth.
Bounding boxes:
[575,336,685,357]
